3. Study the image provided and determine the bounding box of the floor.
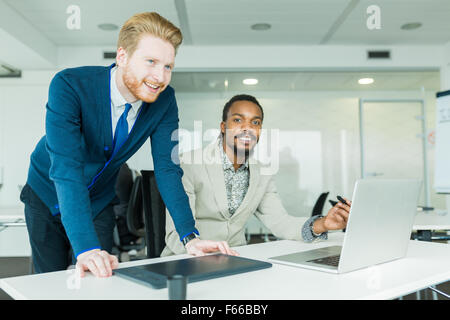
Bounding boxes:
[0,235,449,300]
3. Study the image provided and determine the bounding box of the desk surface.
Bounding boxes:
[1,232,449,300]
[0,206,24,219]
[413,211,450,230]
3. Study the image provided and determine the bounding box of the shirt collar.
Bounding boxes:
[110,66,142,113]
[219,138,249,171]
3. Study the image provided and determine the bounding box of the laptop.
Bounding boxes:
[115,253,272,289]
[268,179,422,274]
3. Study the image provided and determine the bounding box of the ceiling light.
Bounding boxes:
[98,23,119,31]
[243,78,258,85]
[358,78,374,85]
[400,22,422,30]
[251,23,271,31]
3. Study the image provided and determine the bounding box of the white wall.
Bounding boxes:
[127,88,445,218]
[0,71,56,208]
[1,74,443,213]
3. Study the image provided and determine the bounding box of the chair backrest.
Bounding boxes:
[311,191,329,216]
[140,170,166,258]
[126,175,145,237]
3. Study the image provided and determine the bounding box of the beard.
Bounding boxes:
[228,132,258,163]
[122,66,164,103]
[233,142,251,164]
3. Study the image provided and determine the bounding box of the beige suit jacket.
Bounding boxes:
[161,138,307,256]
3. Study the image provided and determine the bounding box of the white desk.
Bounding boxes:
[0,206,30,257]
[412,211,450,242]
[1,232,449,300]
[413,211,450,231]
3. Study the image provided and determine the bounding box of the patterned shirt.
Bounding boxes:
[220,139,250,215]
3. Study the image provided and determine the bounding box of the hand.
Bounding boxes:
[313,197,352,234]
[75,249,119,278]
[185,238,239,256]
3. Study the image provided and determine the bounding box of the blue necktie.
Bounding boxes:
[112,103,132,156]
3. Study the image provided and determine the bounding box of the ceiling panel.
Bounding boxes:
[3,0,450,47]
[4,0,180,46]
[186,0,350,45]
[329,0,450,45]
[170,71,440,92]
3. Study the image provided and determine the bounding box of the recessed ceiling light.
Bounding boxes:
[400,22,422,30]
[243,78,258,85]
[251,23,271,31]
[98,23,119,31]
[358,78,374,85]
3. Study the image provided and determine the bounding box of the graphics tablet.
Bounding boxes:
[114,254,272,289]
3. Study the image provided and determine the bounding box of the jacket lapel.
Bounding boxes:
[204,139,231,219]
[94,64,115,160]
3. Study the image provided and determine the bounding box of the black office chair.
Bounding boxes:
[140,170,166,258]
[112,169,146,262]
[126,175,145,238]
[311,192,329,217]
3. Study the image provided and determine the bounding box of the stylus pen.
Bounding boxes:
[336,195,348,233]
[337,195,348,206]
[329,199,338,207]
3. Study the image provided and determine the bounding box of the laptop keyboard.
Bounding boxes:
[307,254,341,267]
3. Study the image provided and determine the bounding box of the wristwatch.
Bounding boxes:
[182,232,198,246]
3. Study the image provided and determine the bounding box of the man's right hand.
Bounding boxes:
[185,238,239,256]
[75,249,119,278]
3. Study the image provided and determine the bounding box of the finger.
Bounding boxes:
[335,208,349,223]
[330,208,344,223]
[91,254,109,277]
[226,245,239,256]
[75,262,85,278]
[87,259,100,277]
[99,251,114,276]
[221,242,235,255]
[216,242,229,255]
[109,254,119,269]
[337,201,351,212]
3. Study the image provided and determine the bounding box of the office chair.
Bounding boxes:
[311,192,329,216]
[126,175,145,238]
[112,172,146,262]
[140,170,167,258]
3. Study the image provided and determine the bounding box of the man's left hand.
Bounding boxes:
[313,197,352,234]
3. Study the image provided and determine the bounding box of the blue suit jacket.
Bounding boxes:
[26,64,197,256]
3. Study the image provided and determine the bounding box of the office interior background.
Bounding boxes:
[0,0,449,298]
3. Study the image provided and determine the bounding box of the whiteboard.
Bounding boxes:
[434,90,450,193]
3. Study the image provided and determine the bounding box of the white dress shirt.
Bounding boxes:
[110,66,142,136]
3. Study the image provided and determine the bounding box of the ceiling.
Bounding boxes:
[3,0,450,46]
[170,70,441,92]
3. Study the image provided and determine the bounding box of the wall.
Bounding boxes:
[0,71,445,238]
[128,88,445,220]
[0,71,56,208]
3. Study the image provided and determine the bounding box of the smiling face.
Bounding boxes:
[221,100,263,158]
[116,34,175,103]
